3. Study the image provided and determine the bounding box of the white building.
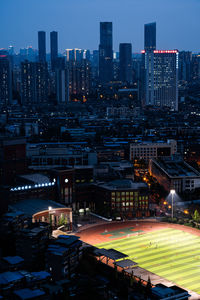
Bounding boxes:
[143,50,179,111]
[130,140,177,162]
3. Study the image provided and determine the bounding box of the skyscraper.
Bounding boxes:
[0,53,12,106]
[99,22,113,83]
[21,61,48,105]
[50,31,58,71]
[119,43,132,83]
[144,50,179,111]
[38,31,46,62]
[144,22,156,52]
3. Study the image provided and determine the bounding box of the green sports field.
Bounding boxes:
[96,228,200,294]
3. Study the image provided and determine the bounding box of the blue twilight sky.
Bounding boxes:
[0,0,200,53]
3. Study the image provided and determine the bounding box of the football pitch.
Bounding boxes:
[96,228,200,294]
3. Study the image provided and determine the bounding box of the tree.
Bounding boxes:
[193,210,200,223]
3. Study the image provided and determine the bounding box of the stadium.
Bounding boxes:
[76,220,200,298]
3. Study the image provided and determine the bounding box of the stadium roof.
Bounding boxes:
[114,259,137,269]
[94,248,128,260]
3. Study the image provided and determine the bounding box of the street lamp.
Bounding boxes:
[170,189,175,219]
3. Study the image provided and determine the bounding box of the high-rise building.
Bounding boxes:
[21,61,48,105]
[99,22,113,83]
[50,31,58,71]
[66,49,84,62]
[144,50,179,111]
[144,22,156,52]
[178,51,192,83]
[67,59,91,100]
[0,53,12,106]
[38,31,46,62]
[56,68,69,104]
[119,43,132,83]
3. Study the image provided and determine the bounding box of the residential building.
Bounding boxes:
[0,54,12,106]
[46,235,82,280]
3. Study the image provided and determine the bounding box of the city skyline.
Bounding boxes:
[1,0,200,52]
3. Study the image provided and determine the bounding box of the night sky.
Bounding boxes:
[1,0,199,53]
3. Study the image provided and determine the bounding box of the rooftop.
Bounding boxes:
[19,174,50,184]
[3,256,24,265]
[95,179,147,190]
[14,288,45,300]
[153,159,200,178]
[9,198,66,216]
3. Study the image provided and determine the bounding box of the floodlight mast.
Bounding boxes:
[170,190,175,219]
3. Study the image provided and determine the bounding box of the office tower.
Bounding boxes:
[99,22,113,82]
[21,61,48,105]
[0,53,12,106]
[50,31,58,71]
[178,51,192,83]
[144,50,179,111]
[8,45,15,56]
[144,22,156,52]
[119,43,132,83]
[38,31,46,62]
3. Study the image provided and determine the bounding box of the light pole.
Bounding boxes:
[170,190,175,219]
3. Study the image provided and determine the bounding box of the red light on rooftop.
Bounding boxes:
[153,50,178,54]
[141,50,145,54]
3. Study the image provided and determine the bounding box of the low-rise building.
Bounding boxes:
[46,235,82,280]
[149,158,200,193]
[93,179,149,218]
[130,140,177,162]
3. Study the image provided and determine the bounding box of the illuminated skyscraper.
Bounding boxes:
[99,22,113,82]
[144,22,156,52]
[144,50,179,111]
[119,43,132,83]
[38,31,46,62]
[50,31,58,71]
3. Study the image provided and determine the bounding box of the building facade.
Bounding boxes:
[99,22,113,83]
[144,22,156,52]
[38,31,46,63]
[119,43,132,83]
[144,50,179,111]
[50,31,58,71]
[130,140,177,162]
[94,179,149,218]
[21,61,48,105]
[149,158,200,193]
[0,54,12,106]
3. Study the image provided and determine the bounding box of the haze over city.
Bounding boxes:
[1,0,200,52]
